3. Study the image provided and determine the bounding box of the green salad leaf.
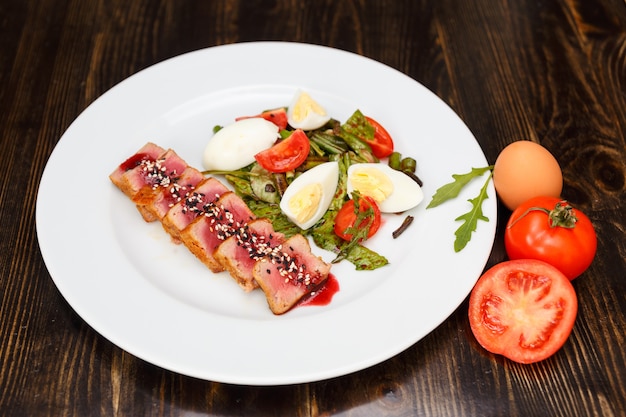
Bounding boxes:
[218,123,391,270]
[427,166,493,252]
[453,171,492,252]
[307,153,388,269]
[245,199,302,238]
[339,110,378,163]
[309,210,389,270]
[427,166,493,208]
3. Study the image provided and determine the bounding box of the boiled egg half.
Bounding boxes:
[347,163,424,213]
[280,161,339,230]
[203,118,279,171]
[287,90,331,130]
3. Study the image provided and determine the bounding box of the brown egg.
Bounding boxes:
[493,141,563,210]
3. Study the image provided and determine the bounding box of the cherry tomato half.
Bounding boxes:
[504,196,597,280]
[334,196,381,241]
[468,259,578,364]
[236,108,288,130]
[254,129,310,173]
[363,116,394,158]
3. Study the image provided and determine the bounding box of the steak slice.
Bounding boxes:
[180,192,256,272]
[140,166,205,222]
[111,143,335,315]
[215,218,286,292]
[117,148,188,207]
[161,177,230,242]
[253,234,331,315]
[131,148,189,206]
[109,142,165,198]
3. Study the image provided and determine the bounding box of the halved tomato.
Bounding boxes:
[468,259,577,364]
[363,116,394,158]
[334,196,382,241]
[236,108,288,130]
[254,129,310,173]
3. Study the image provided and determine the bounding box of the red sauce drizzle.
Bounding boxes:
[119,152,151,172]
[299,274,339,307]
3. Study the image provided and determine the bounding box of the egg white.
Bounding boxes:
[287,90,331,131]
[347,163,424,213]
[280,161,339,230]
[203,118,279,171]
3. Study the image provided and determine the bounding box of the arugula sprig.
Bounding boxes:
[427,166,492,208]
[310,207,389,270]
[427,166,494,252]
[331,191,376,264]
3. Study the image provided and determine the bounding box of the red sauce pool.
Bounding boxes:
[299,274,339,307]
[119,152,151,172]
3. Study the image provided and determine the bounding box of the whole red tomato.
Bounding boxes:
[504,196,597,280]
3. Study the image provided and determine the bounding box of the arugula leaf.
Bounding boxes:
[309,207,388,270]
[426,165,494,252]
[338,110,378,163]
[426,166,493,209]
[342,109,375,140]
[453,171,493,252]
[330,192,375,264]
[339,243,389,270]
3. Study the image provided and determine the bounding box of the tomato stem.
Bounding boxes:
[508,200,578,229]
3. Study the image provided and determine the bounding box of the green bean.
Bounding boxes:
[401,157,416,173]
[388,152,402,170]
[310,132,349,154]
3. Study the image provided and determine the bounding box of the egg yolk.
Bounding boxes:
[349,168,394,202]
[288,183,322,224]
[291,92,327,123]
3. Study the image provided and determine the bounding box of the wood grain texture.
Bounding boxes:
[1,0,625,416]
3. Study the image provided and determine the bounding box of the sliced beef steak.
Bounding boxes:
[110,143,333,315]
[215,218,286,292]
[161,177,230,242]
[253,234,330,315]
[180,192,256,272]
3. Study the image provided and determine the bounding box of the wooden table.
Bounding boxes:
[2,1,625,415]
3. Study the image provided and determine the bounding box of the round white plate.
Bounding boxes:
[36,42,496,385]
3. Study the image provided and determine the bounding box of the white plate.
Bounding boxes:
[36,42,496,385]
